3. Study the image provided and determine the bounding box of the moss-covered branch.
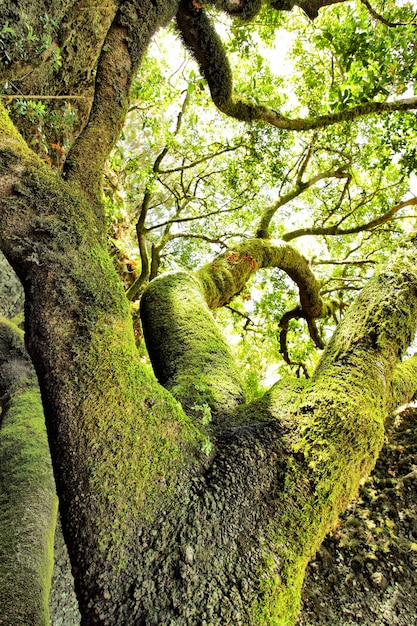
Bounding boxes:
[391,354,417,411]
[140,271,245,425]
[140,238,324,424]
[196,238,323,317]
[251,245,417,623]
[176,0,417,132]
[0,318,57,626]
[64,1,178,209]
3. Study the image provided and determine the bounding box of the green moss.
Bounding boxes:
[141,271,245,427]
[0,385,57,626]
[258,369,384,622]
[391,355,417,410]
[62,300,203,561]
[249,262,417,624]
[0,103,39,163]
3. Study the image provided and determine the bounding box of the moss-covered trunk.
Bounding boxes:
[139,244,417,624]
[0,105,199,623]
[0,319,57,626]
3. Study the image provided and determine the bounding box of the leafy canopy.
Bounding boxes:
[100,1,417,386]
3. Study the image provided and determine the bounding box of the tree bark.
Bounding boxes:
[2,97,417,623]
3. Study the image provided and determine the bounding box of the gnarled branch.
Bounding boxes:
[196,238,322,317]
[176,0,417,134]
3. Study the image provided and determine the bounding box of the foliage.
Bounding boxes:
[103,6,417,382]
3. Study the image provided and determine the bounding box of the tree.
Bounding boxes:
[0,1,417,624]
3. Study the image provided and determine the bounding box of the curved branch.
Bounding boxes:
[177,0,417,134]
[279,307,308,367]
[283,197,417,241]
[259,97,417,131]
[279,306,324,374]
[140,271,246,425]
[196,238,323,317]
[141,238,324,424]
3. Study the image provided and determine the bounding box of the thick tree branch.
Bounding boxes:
[257,97,417,131]
[176,0,417,133]
[0,103,203,623]
[140,238,324,426]
[391,355,417,412]
[257,245,417,616]
[140,271,246,424]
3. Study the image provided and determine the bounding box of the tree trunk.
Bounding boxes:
[2,0,417,623]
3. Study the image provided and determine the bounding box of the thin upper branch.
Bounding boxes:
[256,162,351,238]
[283,197,417,241]
[359,0,416,27]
